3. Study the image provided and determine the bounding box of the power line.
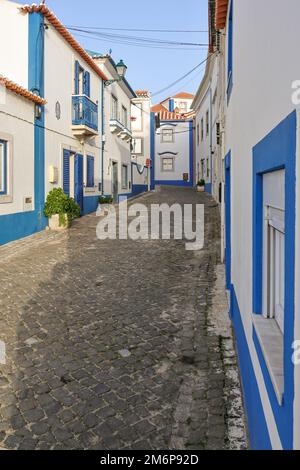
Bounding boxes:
[72,32,206,51]
[152,55,214,98]
[66,25,208,34]
[67,27,209,47]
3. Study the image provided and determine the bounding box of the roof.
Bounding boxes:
[20,4,108,82]
[158,109,193,121]
[135,90,151,98]
[172,92,195,100]
[215,0,229,30]
[151,103,166,113]
[0,75,46,105]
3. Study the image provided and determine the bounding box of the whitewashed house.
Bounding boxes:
[0,76,46,245]
[0,0,108,246]
[90,52,136,202]
[131,90,151,196]
[204,0,300,449]
[150,96,195,188]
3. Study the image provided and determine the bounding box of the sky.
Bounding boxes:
[16,0,209,104]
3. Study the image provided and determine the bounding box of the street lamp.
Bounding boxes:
[104,59,128,87]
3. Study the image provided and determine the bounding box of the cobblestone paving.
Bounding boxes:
[0,187,247,450]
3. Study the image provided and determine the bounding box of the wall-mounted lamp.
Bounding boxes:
[104,60,128,87]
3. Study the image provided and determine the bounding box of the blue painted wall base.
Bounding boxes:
[0,211,47,246]
[132,184,148,196]
[231,285,272,450]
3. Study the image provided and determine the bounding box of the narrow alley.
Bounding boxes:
[0,188,246,450]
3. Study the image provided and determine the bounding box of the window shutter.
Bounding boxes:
[84,71,91,97]
[74,61,80,95]
[63,149,70,196]
[87,156,94,187]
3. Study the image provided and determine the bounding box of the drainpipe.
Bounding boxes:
[210,80,213,194]
[101,79,105,195]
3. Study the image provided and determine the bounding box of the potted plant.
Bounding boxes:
[44,188,81,231]
[197,179,206,192]
[97,195,114,216]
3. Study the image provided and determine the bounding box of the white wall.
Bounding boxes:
[225,0,300,448]
[0,91,35,215]
[95,58,133,196]
[0,1,28,88]
[44,24,103,200]
[131,96,151,168]
[155,121,191,183]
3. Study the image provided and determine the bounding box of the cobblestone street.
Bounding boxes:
[0,187,247,450]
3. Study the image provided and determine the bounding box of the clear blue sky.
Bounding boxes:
[16,0,208,103]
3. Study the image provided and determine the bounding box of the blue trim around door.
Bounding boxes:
[74,154,84,213]
[252,110,296,449]
[150,112,155,190]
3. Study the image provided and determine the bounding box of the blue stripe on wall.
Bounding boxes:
[231,285,272,450]
[150,112,155,190]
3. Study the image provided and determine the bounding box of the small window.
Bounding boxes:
[132,138,143,155]
[86,156,95,188]
[201,118,204,141]
[111,95,118,120]
[122,164,128,189]
[0,140,7,195]
[263,170,285,335]
[162,157,174,172]
[122,105,128,128]
[179,101,188,113]
[161,128,174,143]
[206,111,209,136]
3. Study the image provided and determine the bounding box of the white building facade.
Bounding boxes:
[92,53,136,202]
[0,77,46,245]
[131,90,151,196]
[150,97,194,189]
[205,0,300,449]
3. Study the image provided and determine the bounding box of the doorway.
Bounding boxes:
[112,161,118,202]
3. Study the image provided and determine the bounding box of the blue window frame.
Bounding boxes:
[252,111,296,449]
[227,0,233,101]
[87,155,95,188]
[0,140,7,195]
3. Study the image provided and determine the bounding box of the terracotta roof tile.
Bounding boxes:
[135,90,151,98]
[172,92,195,100]
[215,0,229,30]
[0,75,46,105]
[20,3,108,82]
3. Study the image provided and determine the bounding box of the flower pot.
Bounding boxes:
[197,186,205,192]
[48,214,71,231]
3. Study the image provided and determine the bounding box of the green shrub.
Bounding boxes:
[98,196,113,204]
[44,188,81,226]
[197,179,205,187]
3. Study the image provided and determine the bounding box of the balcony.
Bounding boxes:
[109,118,132,142]
[72,95,98,137]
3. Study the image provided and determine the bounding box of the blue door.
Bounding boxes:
[63,149,70,197]
[75,154,84,213]
[225,152,231,290]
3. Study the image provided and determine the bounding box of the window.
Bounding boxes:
[161,128,174,143]
[0,140,7,195]
[197,124,200,147]
[86,156,95,188]
[263,170,285,334]
[122,164,128,189]
[206,110,209,136]
[122,106,128,128]
[111,95,118,120]
[206,158,210,178]
[227,0,233,99]
[132,138,143,155]
[162,157,174,172]
[201,118,204,141]
[179,101,188,113]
